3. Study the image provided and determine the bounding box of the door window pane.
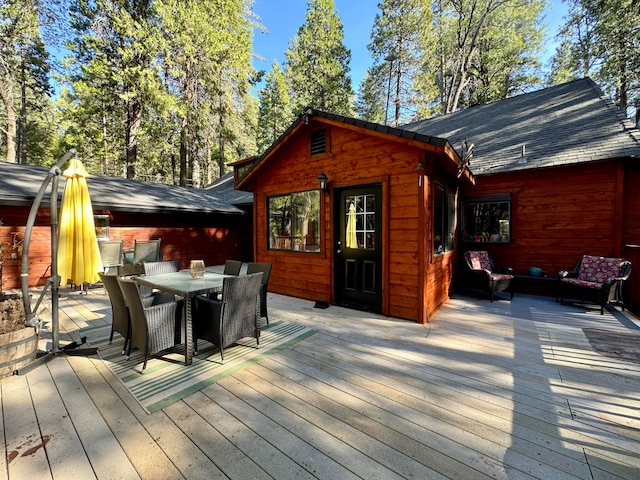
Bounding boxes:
[345,194,376,250]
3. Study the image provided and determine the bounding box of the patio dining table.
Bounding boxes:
[134,270,230,365]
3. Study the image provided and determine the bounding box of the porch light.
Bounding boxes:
[317,172,329,194]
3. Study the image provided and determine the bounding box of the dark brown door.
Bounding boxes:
[334,185,382,312]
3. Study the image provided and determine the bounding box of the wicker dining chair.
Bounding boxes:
[246,262,272,325]
[133,239,161,264]
[139,260,179,306]
[99,272,130,354]
[193,272,262,363]
[117,277,183,372]
[98,240,124,275]
[223,260,242,276]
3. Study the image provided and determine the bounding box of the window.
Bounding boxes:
[462,195,511,243]
[434,183,455,254]
[268,190,320,252]
[94,214,110,240]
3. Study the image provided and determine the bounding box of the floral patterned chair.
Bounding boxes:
[463,251,514,302]
[558,255,632,314]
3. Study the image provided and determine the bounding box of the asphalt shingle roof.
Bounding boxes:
[204,172,253,206]
[402,78,640,175]
[0,162,244,216]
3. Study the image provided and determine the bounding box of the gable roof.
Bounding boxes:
[204,172,253,206]
[403,78,640,175]
[0,162,244,216]
[236,108,474,190]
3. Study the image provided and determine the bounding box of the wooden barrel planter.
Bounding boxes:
[0,293,38,379]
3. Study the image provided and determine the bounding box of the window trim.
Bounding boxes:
[433,181,456,255]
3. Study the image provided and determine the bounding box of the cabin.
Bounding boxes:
[235,78,640,322]
[234,109,475,323]
[0,162,251,291]
[403,78,640,314]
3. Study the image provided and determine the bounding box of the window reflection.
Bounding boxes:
[268,191,320,252]
[345,194,376,250]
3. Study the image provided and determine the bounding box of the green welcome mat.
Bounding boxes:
[83,320,315,413]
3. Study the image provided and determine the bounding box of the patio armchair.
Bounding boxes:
[558,255,632,314]
[193,272,262,363]
[223,259,243,276]
[99,272,130,354]
[133,239,161,264]
[117,277,184,372]
[463,250,514,302]
[246,262,272,325]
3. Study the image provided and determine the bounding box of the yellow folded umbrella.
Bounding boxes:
[346,201,358,249]
[57,158,101,287]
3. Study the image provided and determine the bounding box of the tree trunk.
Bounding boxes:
[20,67,27,164]
[0,82,17,163]
[125,99,142,179]
[179,123,188,186]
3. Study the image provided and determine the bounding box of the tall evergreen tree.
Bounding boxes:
[284,0,353,116]
[365,0,432,125]
[257,60,292,153]
[0,0,50,163]
[354,67,386,123]
[156,0,258,186]
[65,0,158,178]
[550,0,639,113]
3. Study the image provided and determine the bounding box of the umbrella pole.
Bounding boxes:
[21,149,76,322]
[15,149,99,375]
[50,174,60,354]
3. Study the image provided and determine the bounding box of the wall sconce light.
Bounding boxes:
[317,172,329,194]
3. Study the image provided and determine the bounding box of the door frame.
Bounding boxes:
[330,177,389,315]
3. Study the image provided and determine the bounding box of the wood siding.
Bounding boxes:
[0,206,249,291]
[247,121,463,323]
[460,161,624,274]
[459,159,640,316]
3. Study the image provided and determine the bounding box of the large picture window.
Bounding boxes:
[268,190,320,252]
[434,182,456,254]
[462,195,511,243]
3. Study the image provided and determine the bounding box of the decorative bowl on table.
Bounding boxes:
[529,267,543,277]
[189,260,205,278]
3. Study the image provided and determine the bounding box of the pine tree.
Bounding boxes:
[365,0,432,125]
[65,0,158,178]
[551,0,639,113]
[354,68,386,123]
[284,0,353,116]
[0,0,51,163]
[257,60,293,153]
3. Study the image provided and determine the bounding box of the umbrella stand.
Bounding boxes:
[17,149,97,375]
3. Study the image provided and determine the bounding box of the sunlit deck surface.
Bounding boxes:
[1,284,639,479]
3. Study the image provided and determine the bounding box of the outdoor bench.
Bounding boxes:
[558,255,632,314]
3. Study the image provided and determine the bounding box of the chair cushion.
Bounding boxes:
[468,251,491,271]
[490,273,514,282]
[561,278,603,289]
[577,255,625,284]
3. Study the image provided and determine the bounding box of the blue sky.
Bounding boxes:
[251,0,570,91]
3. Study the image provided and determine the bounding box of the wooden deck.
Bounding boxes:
[1,286,639,479]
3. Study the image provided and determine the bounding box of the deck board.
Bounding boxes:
[1,286,639,479]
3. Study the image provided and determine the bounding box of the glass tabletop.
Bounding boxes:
[135,270,229,297]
